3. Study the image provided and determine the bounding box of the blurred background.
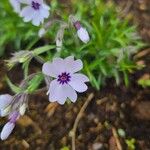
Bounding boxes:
[0,0,150,149]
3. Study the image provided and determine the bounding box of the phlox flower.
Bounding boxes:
[42,56,89,105]
[1,111,20,140]
[9,0,50,26]
[20,0,50,26]
[0,94,28,140]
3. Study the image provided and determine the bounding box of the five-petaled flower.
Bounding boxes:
[20,0,50,26]
[9,0,50,26]
[42,56,89,104]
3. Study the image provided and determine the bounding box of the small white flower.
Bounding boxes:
[38,28,46,37]
[9,0,21,13]
[20,0,50,26]
[1,122,15,140]
[77,27,90,43]
[42,56,89,105]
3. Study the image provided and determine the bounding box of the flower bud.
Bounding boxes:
[19,103,27,116]
[56,38,63,52]
[77,27,90,43]
[9,0,21,13]
[0,106,11,117]
[74,21,90,43]
[1,122,15,140]
[38,28,46,38]
[55,25,66,52]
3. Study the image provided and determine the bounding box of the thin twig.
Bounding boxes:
[112,127,123,150]
[70,93,94,150]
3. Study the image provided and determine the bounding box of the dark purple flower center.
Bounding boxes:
[32,1,40,10]
[57,72,71,85]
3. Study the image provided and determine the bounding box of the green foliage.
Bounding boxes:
[1,0,145,91]
[60,0,144,89]
[125,138,136,150]
[25,73,44,93]
[0,1,40,56]
[138,78,150,88]
[5,73,44,94]
[60,146,70,150]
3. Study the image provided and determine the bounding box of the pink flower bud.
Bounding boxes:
[77,27,90,43]
[74,21,90,43]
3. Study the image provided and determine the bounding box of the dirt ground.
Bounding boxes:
[0,0,150,149]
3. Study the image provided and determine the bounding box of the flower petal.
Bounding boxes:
[35,0,43,4]
[19,0,30,4]
[40,5,50,18]
[9,0,20,13]
[0,94,12,109]
[65,56,83,73]
[64,85,77,103]
[42,3,50,10]
[42,62,59,78]
[69,74,88,92]
[42,58,66,78]
[72,73,89,82]
[20,6,33,18]
[32,11,44,26]
[1,122,15,140]
[48,80,67,105]
[64,56,74,62]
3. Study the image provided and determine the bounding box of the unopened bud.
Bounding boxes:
[1,122,15,140]
[77,27,90,43]
[56,25,66,52]
[38,28,46,38]
[74,21,90,43]
[56,38,63,52]
[19,103,27,116]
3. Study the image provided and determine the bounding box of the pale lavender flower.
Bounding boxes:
[0,93,28,140]
[1,111,20,140]
[42,56,89,104]
[20,0,50,26]
[9,0,21,13]
[74,21,90,43]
